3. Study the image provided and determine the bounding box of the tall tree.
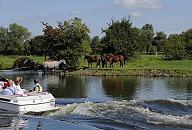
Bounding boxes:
[141,24,155,52]
[90,36,101,54]
[0,27,8,54]
[0,23,31,55]
[7,23,31,55]
[101,17,137,58]
[164,34,187,60]
[152,31,167,52]
[42,17,90,66]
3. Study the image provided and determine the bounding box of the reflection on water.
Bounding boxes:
[1,71,192,100]
[102,77,138,99]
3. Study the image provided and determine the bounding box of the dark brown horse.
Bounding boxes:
[102,54,125,67]
[101,54,113,68]
[84,55,101,68]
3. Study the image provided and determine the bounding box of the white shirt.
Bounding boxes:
[13,83,24,94]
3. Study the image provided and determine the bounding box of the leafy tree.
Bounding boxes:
[185,40,192,59]
[7,23,31,55]
[181,28,192,42]
[101,17,137,58]
[81,34,92,54]
[0,27,9,54]
[90,36,102,54]
[164,35,187,60]
[140,24,155,52]
[30,35,47,58]
[0,23,31,55]
[152,31,167,52]
[42,17,90,66]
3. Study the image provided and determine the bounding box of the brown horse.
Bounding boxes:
[101,54,113,68]
[102,54,125,67]
[84,55,101,68]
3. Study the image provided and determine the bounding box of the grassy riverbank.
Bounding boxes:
[0,55,191,77]
[74,55,192,77]
[0,55,44,70]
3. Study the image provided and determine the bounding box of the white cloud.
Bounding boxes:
[71,10,80,15]
[114,0,162,9]
[130,12,142,18]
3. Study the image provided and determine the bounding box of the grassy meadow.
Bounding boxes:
[80,55,192,71]
[0,55,191,76]
[76,55,192,77]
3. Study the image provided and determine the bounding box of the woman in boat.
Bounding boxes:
[33,79,43,93]
[1,80,17,96]
[14,77,24,95]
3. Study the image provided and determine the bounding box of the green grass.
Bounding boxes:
[81,55,192,71]
[0,55,191,72]
[0,55,45,70]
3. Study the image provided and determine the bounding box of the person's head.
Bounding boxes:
[34,79,39,84]
[7,79,14,87]
[15,77,23,85]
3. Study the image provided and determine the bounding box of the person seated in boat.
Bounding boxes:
[0,79,17,96]
[14,77,24,95]
[0,82,4,93]
[33,79,43,93]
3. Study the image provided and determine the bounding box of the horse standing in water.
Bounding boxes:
[84,55,101,68]
[42,60,66,73]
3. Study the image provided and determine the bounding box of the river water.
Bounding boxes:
[0,71,192,130]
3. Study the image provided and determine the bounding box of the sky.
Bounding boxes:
[0,0,191,37]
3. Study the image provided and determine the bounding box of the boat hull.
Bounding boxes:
[0,92,58,114]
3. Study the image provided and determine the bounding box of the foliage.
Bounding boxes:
[164,35,187,60]
[90,36,102,54]
[152,31,167,52]
[185,40,192,59]
[29,35,46,56]
[181,28,192,42]
[42,17,90,66]
[0,23,31,55]
[140,24,155,52]
[101,17,138,58]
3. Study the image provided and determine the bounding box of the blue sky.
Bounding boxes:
[0,0,191,37]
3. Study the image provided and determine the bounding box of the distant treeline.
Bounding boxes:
[0,17,192,66]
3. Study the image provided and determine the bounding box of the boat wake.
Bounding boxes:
[49,99,192,129]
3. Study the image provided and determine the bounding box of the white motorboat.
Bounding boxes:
[0,92,59,114]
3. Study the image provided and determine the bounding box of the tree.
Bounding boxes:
[101,17,137,58]
[140,24,155,52]
[30,35,47,57]
[164,34,187,60]
[90,36,101,54]
[181,28,192,42]
[185,40,192,59]
[0,23,31,55]
[152,31,167,52]
[7,23,31,55]
[42,17,90,66]
[0,27,9,54]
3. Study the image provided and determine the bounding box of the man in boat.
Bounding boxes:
[0,80,17,96]
[33,79,43,93]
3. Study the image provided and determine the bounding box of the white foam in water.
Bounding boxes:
[50,100,192,126]
[168,99,192,106]
[51,102,94,116]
